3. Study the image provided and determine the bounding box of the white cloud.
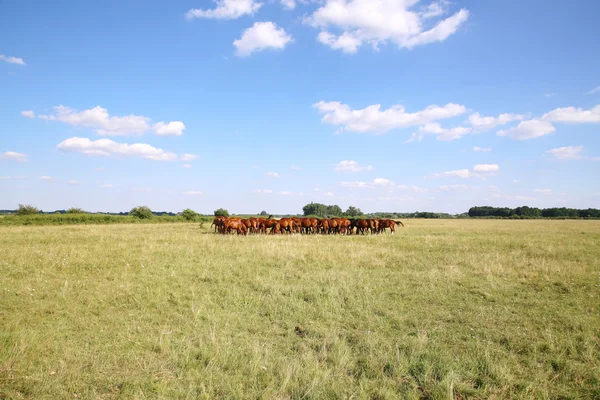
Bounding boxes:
[439,184,468,191]
[473,146,491,152]
[497,119,555,140]
[0,54,25,65]
[182,164,192,168]
[545,146,584,161]
[306,0,469,53]
[57,137,178,161]
[265,172,280,177]
[545,93,557,98]
[542,105,600,124]
[253,189,273,194]
[514,195,536,201]
[472,164,499,173]
[24,105,184,137]
[102,184,114,188]
[334,160,374,172]
[152,121,185,136]
[373,177,394,186]
[534,189,552,195]
[408,122,471,142]
[428,164,499,179]
[185,0,262,20]
[279,191,292,195]
[132,187,152,192]
[339,178,426,193]
[181,153,199,161]
[314,101,467,134]
[40,176,55,181]
[0,151,28,162]
[234,22,292,57]
[183,191,203,195]
[468,112,526,132]
[513,180,520,183]
[290,165,301,170]
[585,86,600,95]
[280,0,295,10]
[68,180,81,185]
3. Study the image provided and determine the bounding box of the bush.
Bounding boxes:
[16,204,39,216]
[66,207,85,214]
[181,208,198,221]
[214,208,229,217]
[130,206,153,219]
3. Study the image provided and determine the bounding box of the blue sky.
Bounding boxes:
[1,0,599,214]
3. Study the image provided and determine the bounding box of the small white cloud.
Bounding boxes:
[545,93,557,98]
[513,180,520,183]
[514,195,537,201]
[373,177,395,186]
[234,22,292,57]
[102,184,114,188]
[468,112,526,132]
[280,0,295,10]
[152,121,185,136]
[0,151,28,162]
[265,172,280,177]
[57,137,177,161]
[497,119,555,140]
[132,187,152,192]
[0,54,25,65]
[428,164,499,179]
[542,105,600,123]
[439,184,469,191]
[545,146,585,160]
[428,169,470,179]
[253,189,273,194]
[290,165,301,170]
[585,86,600,95]
[181,153,199,161]
[279,191,292,195]
[411,123,472,141]
[40,176,55,181]
[335,160,374,172]
[183,191,202,195]
[473,146,491,152]
[472,164,499,173]
[534,189,552,195]
[185,0,262,20]
[21,110,35,118]
[182,164,192,169]
[68,180,81,185]
[314,101,467,134]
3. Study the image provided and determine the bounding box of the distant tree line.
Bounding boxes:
[468,206,600,219]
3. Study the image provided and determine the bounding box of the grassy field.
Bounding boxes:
[1,220,599,399]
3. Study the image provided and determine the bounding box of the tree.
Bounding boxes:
[326,205,343,217]
[16,204,39,216]
[260,211,268,216]
[66,207,85,214]
[344,206,363,217]
[181,208,198,221]
[214,208,229,217]
[303,202,327,217]
[130,206,153,219]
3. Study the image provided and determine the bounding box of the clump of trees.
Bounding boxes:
[181,208,198,221]
[214,208,229,217]
[468,206,600,219]
[16,204,39,216]
[302,203,364,218]
[66,207,85,214]
[130,206,153,219]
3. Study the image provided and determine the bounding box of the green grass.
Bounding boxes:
[0,214,213,226]
[1,220,599,399]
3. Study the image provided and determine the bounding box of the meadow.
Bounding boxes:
[1,220,599,399]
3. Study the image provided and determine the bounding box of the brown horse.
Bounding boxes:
[317,218,330,234]
[222,218,247,235]
[378,219,404,234]
[259,218,278,234]
[211,216,227,233]
[276,218,296,234]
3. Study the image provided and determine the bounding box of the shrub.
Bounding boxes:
[181,208,198,221]
[130,206,153,219]
[16,204,39,216]
[66,207,85,214]
[214,208,229,217]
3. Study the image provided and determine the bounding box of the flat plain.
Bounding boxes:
[1,220,599,399]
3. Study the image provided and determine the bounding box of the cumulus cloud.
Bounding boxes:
[185,0,262,20]
[253,189,273,194]
[306,0,469,53]
[545,146,584,161]
[314,101,467,134]
[542,105,600,124]
[40,176,55,181]
[57,137,178,161]
[234,22,292,57]
[0,54,25,65]
[23,106,184,136]
[0,151,28,162]
[280,0,295,9]
[265,172,280,177]
[439,184,468,191]
[407,123,471,142]
[339,178,426,193]
[473,146,491,152]
[534,189,552,195]
[468,112,526,132]
[181,153,199,161]
[497,119,555,140]
[334,160,374,172]
[428,164,499,179]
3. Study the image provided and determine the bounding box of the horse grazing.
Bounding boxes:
[378,219,404,234]
[222,218,247,235]
[211,216,227,233]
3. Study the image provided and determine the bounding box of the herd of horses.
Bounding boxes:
[210,216,404,235]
